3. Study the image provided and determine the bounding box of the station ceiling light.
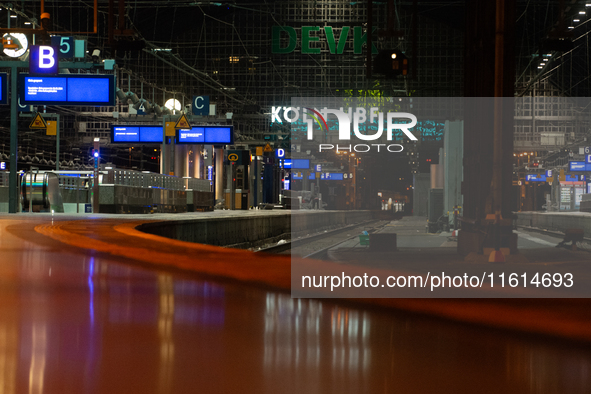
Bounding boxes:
[164,98,182,113]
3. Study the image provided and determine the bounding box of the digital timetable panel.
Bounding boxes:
[176,126,233,144]
[20,74,115,106]
[0,73,7,105]
[111,125,164,143]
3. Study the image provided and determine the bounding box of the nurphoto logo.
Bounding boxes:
[275,104,418,153]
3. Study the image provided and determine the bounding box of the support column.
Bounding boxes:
[459,0,516,256]
[9,67,17,213]
[193,145,202,179]
[214,147,224,202]
[174,144,188,178]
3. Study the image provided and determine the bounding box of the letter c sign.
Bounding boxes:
[192,95,210,116]
[29,45,59,75]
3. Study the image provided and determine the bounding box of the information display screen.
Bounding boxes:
[323,173,344,180]
[526,174,546,182]
[291,159,310,169]
[569,161,587,171]
[112,126,140,142]
[177,126,233,144]
[20,74,115,105]
[111,125,164,143]
[140,126,162,142]
[0,73,7,105]
[178,127,204,143]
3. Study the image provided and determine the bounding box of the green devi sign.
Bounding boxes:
[272,26,378,55]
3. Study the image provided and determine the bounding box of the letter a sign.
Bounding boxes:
[29,45,59,75]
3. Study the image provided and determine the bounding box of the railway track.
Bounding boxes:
[257,220,389,258]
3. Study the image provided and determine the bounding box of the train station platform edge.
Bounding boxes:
[31,215,591,344]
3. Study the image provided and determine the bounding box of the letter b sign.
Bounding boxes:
[29,45,59,75]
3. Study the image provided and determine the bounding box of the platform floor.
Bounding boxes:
[1,212,591,393]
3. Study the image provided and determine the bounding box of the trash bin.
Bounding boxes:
[241,193,248,210]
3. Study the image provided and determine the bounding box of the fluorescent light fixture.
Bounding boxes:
[10,15,16,18]
[580,11,586,14]
[152,48,172,52]
[24,22,31,25]
[568,26,574,29]
[574,19,580,22]
[537,66,543,69]
[545,53,552,56]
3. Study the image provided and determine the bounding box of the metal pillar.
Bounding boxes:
[8,67,17,213]
[459,0,516,256]
[55,114,60,171]
[214,147,223,202]
[174,144,187,178]
[92,139,100,213]
[193,145,202,178]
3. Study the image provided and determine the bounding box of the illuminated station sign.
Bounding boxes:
[19,74,115,106]
[176,126,233,144]
[111,125,163,143]
[0,73,6,105]
[569,161,591,172]
[112,125,234,145]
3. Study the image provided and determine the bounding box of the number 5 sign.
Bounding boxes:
[50,36,74,58]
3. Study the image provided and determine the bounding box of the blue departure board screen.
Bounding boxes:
[291,159,310,169]
[324,173,344,180]
[111,125,164,143]
[112,126,140,142]
[178,127,205,143]
[569,161,586,171]
[177,126,233,144]
[140,126,162,142]
[204,127,232,143]
[0,73,7,104]
[20,74,115,105]
[112,125,233,144]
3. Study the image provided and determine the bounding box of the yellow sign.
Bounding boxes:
[559,169,565,182]
[263,143,273,153]
[165,122,176,137]
[316,172,321,179]
[29,113,47,129]
[2,36,18,49]
[175,113,191,129]
[46,121,57,136]
[228,153,239,162]
[255,146,263,156]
